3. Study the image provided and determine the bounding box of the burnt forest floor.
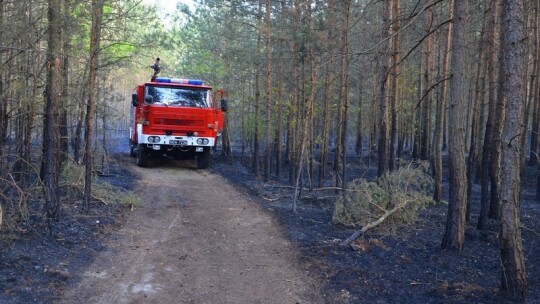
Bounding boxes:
[1,149,540,303]
[211,152,540,304]
[0,160,134,304]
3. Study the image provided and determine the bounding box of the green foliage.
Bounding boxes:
[102,42,137,60]
[103,4,113,15]
[333,161,435,233]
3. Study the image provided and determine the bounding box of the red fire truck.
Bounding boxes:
[129,77,227,168]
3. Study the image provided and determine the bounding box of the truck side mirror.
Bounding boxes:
[132,93,138,107]
[220,99,228,112]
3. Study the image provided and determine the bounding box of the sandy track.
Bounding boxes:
[60,159,321,304]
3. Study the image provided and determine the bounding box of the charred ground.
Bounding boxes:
[0,163,132,303]
[0,151,539,303]
[211,153,540,304]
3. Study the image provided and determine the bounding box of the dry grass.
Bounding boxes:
[61,161,140,208]
[0,158,139,239]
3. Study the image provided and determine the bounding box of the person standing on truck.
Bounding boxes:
[150,57,161,81]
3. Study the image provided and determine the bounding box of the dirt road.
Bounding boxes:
[60,159,321,304]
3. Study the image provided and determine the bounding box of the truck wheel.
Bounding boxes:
[197,147,211,169]
[136,144,149,167]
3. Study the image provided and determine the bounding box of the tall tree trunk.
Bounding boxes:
[42,0,62,231]
[535,1,540,199]
[275,0,287,177]
[498,0,527,300]
[318,0,335,187]
[441,0,468,251]
[100,88,109,174]
[413,63,422,160]
[472,1,489,229]
[73,63,89,164]
[59,0,72,168]
[520,6,535,169]
[84,0,104,211]
[13,1,35,187]
[389,0,401,171]
[240,90,246,164]
[319,65,333,186]
[0,0,5,166]
[23,62,37,186]
[397,89,405,158]
[355,67,364,156]
[490,47,506,219]
[339,0,351,189]
[528,4,540,166]
[377,0,392,177]
[434,0,454,203]
[420,8,434,161]
[287,64,299,185]
[253,0,263,176]
[293,0,317,211]
[333,0,346,187]
[221,111,232,162]
[478,0,499,229]
[73,88,85,164]
[263,0,272,181]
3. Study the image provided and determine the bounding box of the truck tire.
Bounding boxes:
[197,147,211,169]
[136,144,149,167]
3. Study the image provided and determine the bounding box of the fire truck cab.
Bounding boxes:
[129,77,227,168]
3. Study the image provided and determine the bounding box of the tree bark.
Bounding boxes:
[59,0,72,168]
[528,4,540,167]
[498,0,527,300]
[433,0,454,203]
[84,0,104,211]
[489,0,513,220]
[252,0,263,176]
[274,0,287,178]
[293,0,317,212]
[339,0,351,190]
[472,1,489,230]
[263,0,272,181]
[389,0,401,171]
[41,0,62,231]
[478,0,499,229]
[318,0,335,187]
[377,0,393,177]
[420,8,434,161]
[0,0,4,165]
[355,67,364,156]
[441,0,468,251]
[221,106,232,162]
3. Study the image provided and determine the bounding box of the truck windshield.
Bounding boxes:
[145,85,209,107]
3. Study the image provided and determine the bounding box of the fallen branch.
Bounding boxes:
[271,185,363,192]
[262,195,292,202]
[316,195,339,200]
[340,200,410,246]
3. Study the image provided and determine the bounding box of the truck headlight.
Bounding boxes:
[148,136,161,143]
[196,138,209,145]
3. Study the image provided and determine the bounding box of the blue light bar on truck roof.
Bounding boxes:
[155,77,204,85]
